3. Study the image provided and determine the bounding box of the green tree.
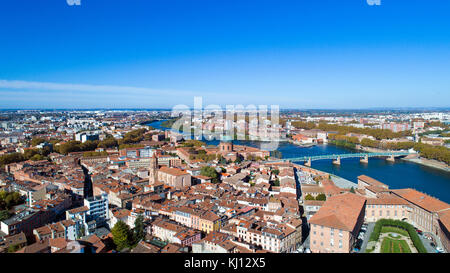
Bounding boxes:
[304,194,315,201]
[0,210,11,221]
[200,166,220,183]
[234,156,243,164]
[111,220,132,251]
[132,214,145,244]
[350,187,356,193]
[315,193,327,201]
[7,244,22,253]
[77,225,86,239]
[273,178,280,187]
[30,154,46,161]
[31,137,46,147]
[0,191,23,210]
[218,156,227,165]
[98,137,118,149]
[0,153,26,167]
[119,128,148,145]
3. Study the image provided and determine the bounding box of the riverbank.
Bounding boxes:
[401,157,450,172]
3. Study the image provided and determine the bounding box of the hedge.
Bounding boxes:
[369,219,427,253]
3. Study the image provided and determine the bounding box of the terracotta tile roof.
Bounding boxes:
[49,238,69,249]
[357,175,388,189]
[365,185,390,194]
[309,193,366,231]
[161,243,183,253]
[16,239,50,253]
[366,194,409,205]
[67,206,89,214]
[392,188,450,212]
[131,241,160,253]
[159,166,189,176]
[438,209,450,232]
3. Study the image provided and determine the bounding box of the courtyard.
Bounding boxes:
[365,219,427,253]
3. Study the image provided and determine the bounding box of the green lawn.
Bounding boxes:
[380,237,412,253]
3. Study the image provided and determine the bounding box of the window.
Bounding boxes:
[330,238,334,246]
[339,240,342,248]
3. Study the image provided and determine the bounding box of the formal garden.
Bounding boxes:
[365,219,427,253]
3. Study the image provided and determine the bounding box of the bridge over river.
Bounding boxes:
[270,151,415,166]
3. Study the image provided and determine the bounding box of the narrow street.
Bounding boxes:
[359,222,375,253]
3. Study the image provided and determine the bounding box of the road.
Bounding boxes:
[359,222,375,253]
[420,232,445,253]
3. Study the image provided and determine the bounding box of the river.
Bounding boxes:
[147,120,450,203]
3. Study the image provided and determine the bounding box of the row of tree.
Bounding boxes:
[414,143,450,165]
[0,191,23,211]
[328,134,450,165]
[0,148,50,167]
[291,121,411,140]
[304,193,327,201]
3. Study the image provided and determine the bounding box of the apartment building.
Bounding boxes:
[309,193,366,253]
[235,220,299,253]
[391,188,450,234]
[1,208,52,239]
[437,210,450,253]
[192,231,233,253]
[365,194,411,222]
[151,218,201,247]
[10,180,46,207]
[84,193,109,227]
[33,220,77,241]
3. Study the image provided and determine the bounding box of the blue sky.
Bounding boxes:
[0,0,449,109]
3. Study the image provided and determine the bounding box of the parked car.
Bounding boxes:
[416,229,423,235]
[354,239,363,250]
[304,248,311,253]
[436,247,444,253]
[430,242,436,248]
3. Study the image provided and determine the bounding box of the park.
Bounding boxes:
[365,219,427,253]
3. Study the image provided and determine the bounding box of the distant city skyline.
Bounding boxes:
[1,0,450,108]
